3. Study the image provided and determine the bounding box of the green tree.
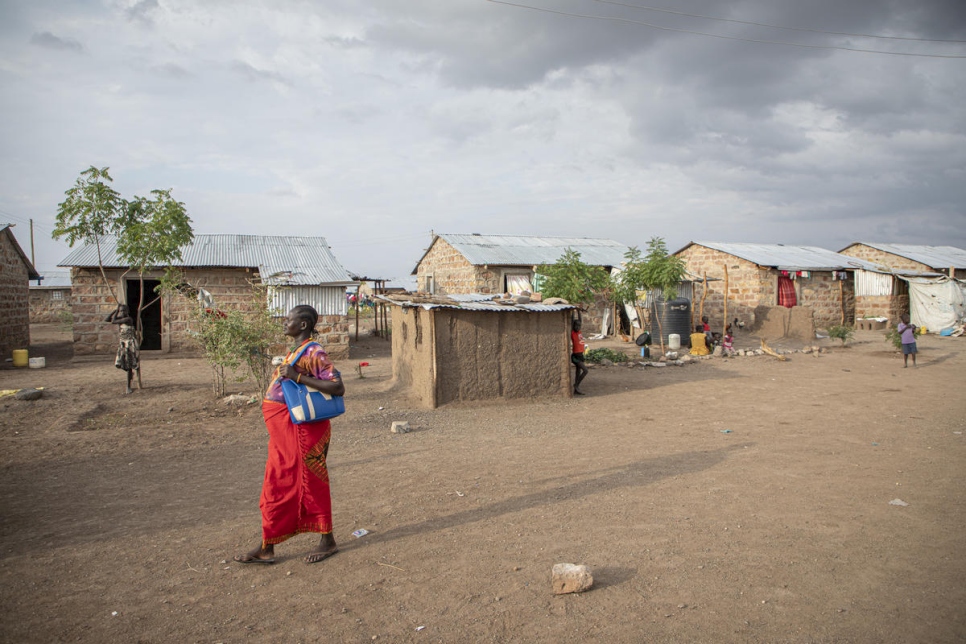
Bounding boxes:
[537,248,611,311]
[638,237,687,353]
[53,166,126,302]
[54,166,195,380]
[117,189,194,336]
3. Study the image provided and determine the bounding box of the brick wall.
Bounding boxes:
[677,245,772,329]
[0,232,31,357]
[415,238,480,294]
[839,244,930,272]
[678,244,854,331]
[69,267,350,359]
[29,289,71,323]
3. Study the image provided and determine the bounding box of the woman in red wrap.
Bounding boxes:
[235,305,345,565]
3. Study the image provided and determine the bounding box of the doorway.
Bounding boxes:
[126,279,162,350]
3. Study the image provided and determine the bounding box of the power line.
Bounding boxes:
[591,0,966,44]
[486,0,966,59]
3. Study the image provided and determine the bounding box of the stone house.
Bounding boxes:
[380,293,577,409]
[0,224,41,358]
[674,242,875,332]
[838,243,966,323]
[412,233,630,334]
[29,272,72,323]
[59,234,356,359]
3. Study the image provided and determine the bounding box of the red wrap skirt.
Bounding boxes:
[260,401,333,546]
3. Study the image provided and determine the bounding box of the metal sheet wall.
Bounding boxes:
[268,286,347,316]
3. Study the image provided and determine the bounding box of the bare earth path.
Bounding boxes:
[1,325,964,643]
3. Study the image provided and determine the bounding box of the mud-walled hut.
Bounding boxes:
[380,293,577,409]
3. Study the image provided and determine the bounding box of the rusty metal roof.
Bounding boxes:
[377,292,576,313]
[840,243,966,270]
[58,234,356,286]
[413,233,630,274]
[677,241,881,272]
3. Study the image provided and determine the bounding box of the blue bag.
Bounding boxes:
[280,342,345,424]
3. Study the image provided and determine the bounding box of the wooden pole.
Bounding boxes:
[722,264,729,338]
[700,271,708,323]
[354,284,360,341]
[839,280,845,325]
[29,219,35,268]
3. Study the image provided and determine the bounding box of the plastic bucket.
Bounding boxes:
[12,349,28,368]
[668,334,681,351]
[29,357,46,369]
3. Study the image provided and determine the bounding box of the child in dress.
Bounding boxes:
[897,313,918,368]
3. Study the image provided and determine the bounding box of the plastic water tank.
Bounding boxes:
[650,298,693,348]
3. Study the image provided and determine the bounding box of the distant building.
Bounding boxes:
[59,235,356,359]
[29,272,72,323]
[674,241,878,332]
[412,233,630,334]
[0,224,41,358]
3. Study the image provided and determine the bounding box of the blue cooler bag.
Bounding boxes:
[280,342,345,424]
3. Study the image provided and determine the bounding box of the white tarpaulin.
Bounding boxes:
[902,276,966,332]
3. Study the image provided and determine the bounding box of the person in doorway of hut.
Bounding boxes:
[106,304,140,394]
[690,324,711,356]
[571,318,588,395]
[235,305,345,565]
[898,313,918,368]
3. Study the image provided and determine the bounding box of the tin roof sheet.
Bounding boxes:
[680,241,881,271]
[30,272,72,289]
[58,234,355,285]
[414,234,630,273]
[841,243,966,270]
[376,293,576,313]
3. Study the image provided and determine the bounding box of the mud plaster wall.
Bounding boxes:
[29,288,72,323]
[390,307,437,408]
[390,306,572,409]
[753,306,816,341]
[0,232,31,357]
[433,309,571,406]
[70,267,351,358]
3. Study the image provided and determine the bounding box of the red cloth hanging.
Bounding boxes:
[777,275,797,308]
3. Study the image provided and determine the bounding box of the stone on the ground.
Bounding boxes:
[552,563,594,594]
[600,358,614,367]
[802,346,812,354]
[223,394,250,406]
[15,388,43,401]
[712,346,723,357]
[391,421,410,434]
[681,354,694,363]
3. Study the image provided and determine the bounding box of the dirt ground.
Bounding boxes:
[1,322,965,643]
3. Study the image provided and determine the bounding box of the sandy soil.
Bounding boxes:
[1,323,964,643]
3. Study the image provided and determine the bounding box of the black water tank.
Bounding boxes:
[650,297,692,348]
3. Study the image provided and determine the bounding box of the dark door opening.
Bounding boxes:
[126,279,162,350]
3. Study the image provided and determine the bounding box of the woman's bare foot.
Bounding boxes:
[305,534,338,564]
[234,545,275,564]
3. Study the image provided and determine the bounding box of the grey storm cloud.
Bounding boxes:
[30,31,83,52]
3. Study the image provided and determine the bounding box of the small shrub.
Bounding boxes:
[827,325,855,345]
[585,347,629,364]
[56,309,74,332]
[885,325,922,350]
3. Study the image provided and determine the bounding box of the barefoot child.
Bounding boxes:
[898,313,918,368]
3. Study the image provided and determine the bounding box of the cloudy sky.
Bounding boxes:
[1,0,964,282]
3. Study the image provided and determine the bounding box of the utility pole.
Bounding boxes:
[30,218,35,266]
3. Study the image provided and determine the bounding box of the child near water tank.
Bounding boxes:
[690,324,710,356]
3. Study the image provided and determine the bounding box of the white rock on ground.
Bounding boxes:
[552,563,594,594]
[390,421,411,434]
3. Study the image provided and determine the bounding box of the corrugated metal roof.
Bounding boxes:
[31,272,72,289]
[680,241,881,271]
[377,293,576,313]
[842,243,966,270]
[58,234,356,286]
[414,233,630,273]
